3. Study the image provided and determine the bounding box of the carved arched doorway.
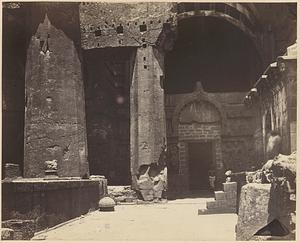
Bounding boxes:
[167,94,224,196]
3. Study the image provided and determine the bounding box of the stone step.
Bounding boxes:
[223,182,237,192]
[214,191,226,200]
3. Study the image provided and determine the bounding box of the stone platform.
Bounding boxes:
[2,177,107,239]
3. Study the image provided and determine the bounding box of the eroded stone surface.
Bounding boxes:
[236,183,292,240]
[24,4,88,178]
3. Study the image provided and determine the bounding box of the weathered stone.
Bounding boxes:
[24,4,89,178]
[2,178,101,232]
[130,46,166,190]
[2,219,35,240]
[214,191,226,200]
[236,183,292,240]
[140,189,154,201]
[223,182,237,192]
[99,197,115,211]
[1,228,14,240]
[90,175,108,197]
[79,2,176,49]
[266,132,282,160]
[4,163,21,178]
[2,2,297,201]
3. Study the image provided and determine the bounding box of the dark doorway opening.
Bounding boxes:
[83,47,135,185]
[188,142,213,190]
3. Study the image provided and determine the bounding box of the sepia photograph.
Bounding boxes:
[1,1,297,241]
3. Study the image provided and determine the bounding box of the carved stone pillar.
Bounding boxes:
[24,4,89,178]
[130,46,166,189]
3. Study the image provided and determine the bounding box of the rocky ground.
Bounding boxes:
[32,197,237,241]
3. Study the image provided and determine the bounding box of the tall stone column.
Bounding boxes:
[24,4,89,178]
[130,46,166,188]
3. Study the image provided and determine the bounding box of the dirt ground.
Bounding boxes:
[32,197,237,241]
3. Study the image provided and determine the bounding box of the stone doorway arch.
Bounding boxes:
[167,91,226,195]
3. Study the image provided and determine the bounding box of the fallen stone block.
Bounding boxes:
[236,183,291,240]
[140,189,154,201]
[1,228,14,240]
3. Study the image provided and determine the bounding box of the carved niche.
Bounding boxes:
[179,101,221,124]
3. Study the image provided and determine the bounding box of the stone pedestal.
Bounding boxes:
[24,4,89,178]
[130,46,166,189]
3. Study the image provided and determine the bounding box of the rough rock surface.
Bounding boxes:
[1,228,14,240]
[236,183,292,240]
[108,186,138,203]
[2,219,35,240]
[24,4,89,178]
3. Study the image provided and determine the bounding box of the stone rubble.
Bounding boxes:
[236,151,296,240]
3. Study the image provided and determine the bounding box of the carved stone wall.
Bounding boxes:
[258,53,296,159]
[166,91,258,193]
[83,47,133,184]
[177,123,222,191]
[130,46,166,188]
[24,4,89,178]
[79,2,176,49]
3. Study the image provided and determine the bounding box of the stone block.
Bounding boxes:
[140,189,154,201]
[2,220,35,240]
[4,163,21,178]
[1,228,14,240]
[223,182,237,192]
[226,198,237,207]
[214,191,226,200]
[236,183,291,241]
[225,191,237,200]
[215,200,228,208]
[206,201,217,209]
[2,179,101,232]
[90,175,108,196]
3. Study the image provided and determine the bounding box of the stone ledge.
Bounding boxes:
[2,178,106,238]
[2,178,102,192]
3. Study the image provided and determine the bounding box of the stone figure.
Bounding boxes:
[208,170,216,189]
[266,130,282,160]
[45,159,58,171]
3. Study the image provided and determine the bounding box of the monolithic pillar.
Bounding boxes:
[24,4,89,178]
[130,46,166,188]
